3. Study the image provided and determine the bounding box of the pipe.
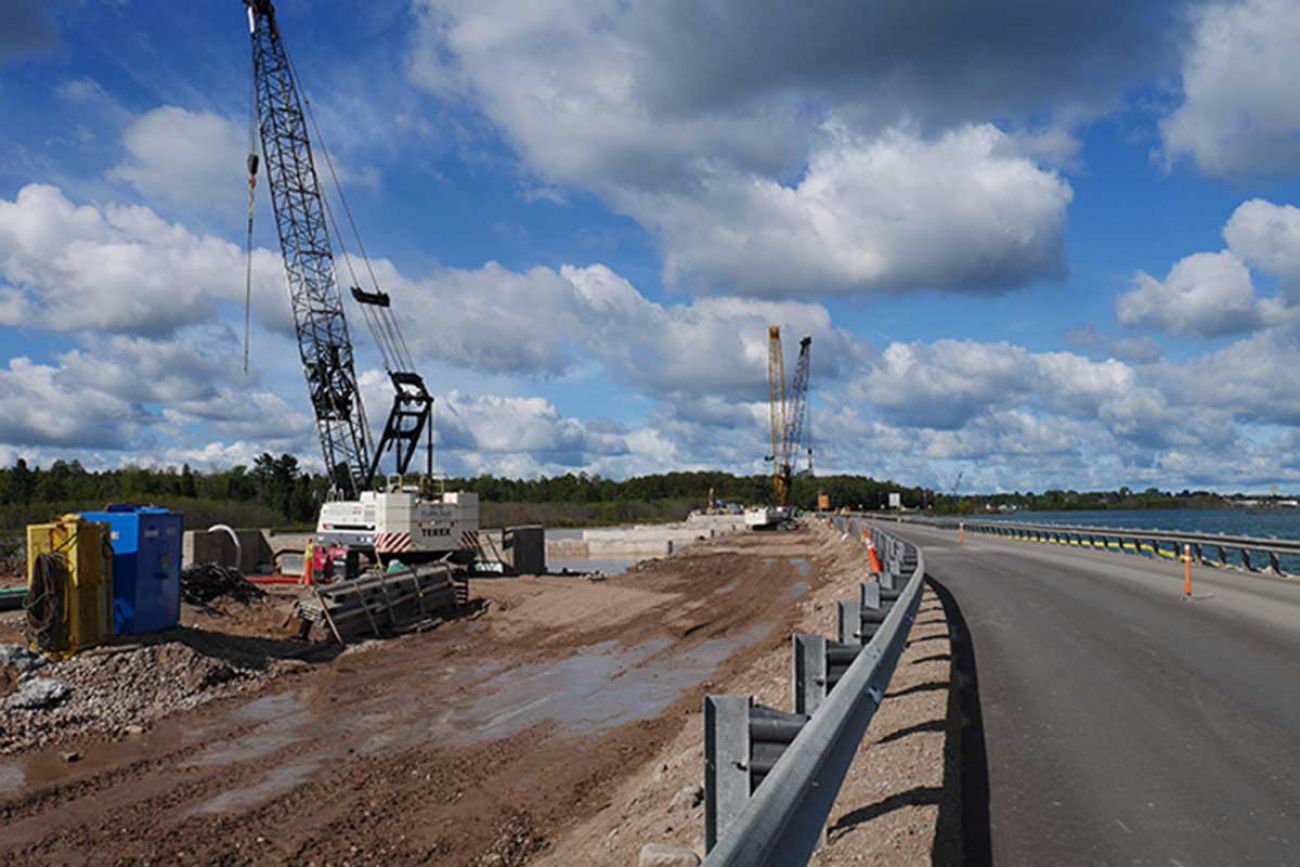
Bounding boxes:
[206,524,242,570]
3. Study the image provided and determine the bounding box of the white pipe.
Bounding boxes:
[206,524,242,570]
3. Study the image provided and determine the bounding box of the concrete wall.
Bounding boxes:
[544,516,746,561]
[182,528,274,573]
[503,525,546,575]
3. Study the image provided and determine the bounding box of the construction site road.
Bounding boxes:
[0,528,859,866]
[894,522,1300,867]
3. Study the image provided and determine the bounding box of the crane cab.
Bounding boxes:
[316,489,480,570]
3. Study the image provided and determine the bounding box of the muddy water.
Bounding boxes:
[450,625,768,740]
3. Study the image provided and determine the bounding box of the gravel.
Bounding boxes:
[0,641,294,755]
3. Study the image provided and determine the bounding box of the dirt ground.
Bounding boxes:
[0,523,956,866]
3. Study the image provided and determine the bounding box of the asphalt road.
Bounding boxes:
[893,522,1300,867]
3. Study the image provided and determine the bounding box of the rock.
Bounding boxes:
[61,751,81,763]
[638,843,701,867]
[670,784,704,811]
[0,644,47,673]
[5,676,72,710]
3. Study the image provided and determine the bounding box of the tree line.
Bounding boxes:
[0,456,1245,532]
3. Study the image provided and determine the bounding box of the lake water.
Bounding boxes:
[984,508,1300,541]
[981,508,1300,573]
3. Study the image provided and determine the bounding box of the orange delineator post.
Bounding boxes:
[958,522,965,544]
[863,530,884,573]
[1183,544,1192,597]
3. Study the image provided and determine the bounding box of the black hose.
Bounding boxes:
[25,552,67,653]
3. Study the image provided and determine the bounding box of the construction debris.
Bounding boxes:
[0,643,47,673]
[5,676,71,710]
[295,562,460,643]
[181,563,268,607]
[0,641,297,754]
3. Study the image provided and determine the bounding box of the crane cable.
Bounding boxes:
[284,45,416,377]
[244,63,259,375]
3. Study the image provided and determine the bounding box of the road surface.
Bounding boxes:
[894,522,1300,867]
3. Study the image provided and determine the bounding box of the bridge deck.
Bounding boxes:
[894,522,1300,866]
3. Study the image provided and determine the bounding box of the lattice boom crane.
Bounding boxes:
[243,0,477,569]
[766,327,812,509]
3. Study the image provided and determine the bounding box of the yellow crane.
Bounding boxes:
[767,326,812,509]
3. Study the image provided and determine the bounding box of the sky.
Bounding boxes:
[2,0,1300,493]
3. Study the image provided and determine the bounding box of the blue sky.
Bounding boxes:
[3,0,1300,493]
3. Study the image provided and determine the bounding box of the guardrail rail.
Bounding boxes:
[700,516,925,866]
[948,518,1300,576]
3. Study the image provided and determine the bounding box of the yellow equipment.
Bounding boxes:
[26,515,114,658]
[768,325,789,507]
[767,326,813,509]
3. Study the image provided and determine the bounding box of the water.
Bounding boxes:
[983,508,1300,572]
[548,556,639,576]
[448,627,768,740]
[986,508,1300,540]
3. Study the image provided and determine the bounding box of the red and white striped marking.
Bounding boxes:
[374,531,412,553]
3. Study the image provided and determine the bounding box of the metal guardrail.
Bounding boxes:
[946,518,1300,575]
[701,516,925,865]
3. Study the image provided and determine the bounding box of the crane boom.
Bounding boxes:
[787,335,812,476]
[767,325,789,507]
[247,0,431,498]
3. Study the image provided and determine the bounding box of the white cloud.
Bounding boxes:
[1115,198,1300,338]
[1223,198,1300,298]
[643,124,1072,296]
[109,107,248,214]
[407,0,1087,296]
[372,258,870,398]
[0,356,146,450]
[1161,0,1300,177]
[1116,251,1279,337]
[0,183,288,336]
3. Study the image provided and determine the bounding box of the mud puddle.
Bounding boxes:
[450,624,770,740]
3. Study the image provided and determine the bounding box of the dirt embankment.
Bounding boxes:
[0,523,957,866]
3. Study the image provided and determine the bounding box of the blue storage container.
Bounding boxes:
[79,505,183,635]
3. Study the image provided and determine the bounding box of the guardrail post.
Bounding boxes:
[705,695,752,851]
[706,696,811,853]
[837,599,861,646]
[792,633,826,715]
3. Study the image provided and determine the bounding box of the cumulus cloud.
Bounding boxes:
[376,259,871,398]
[1115,198,1300,337]
[643,124,1072,296]
[0,356,147,450]
[109,107,248,214]
[1162,0,1300,177]
[1223,199,1300,298]
[1065,324,1164,363]
[0,184,288,336]
[1116,251,1280,337]
[407,0,1095,296]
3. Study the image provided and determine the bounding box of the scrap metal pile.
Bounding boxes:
[180,564,267,607]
